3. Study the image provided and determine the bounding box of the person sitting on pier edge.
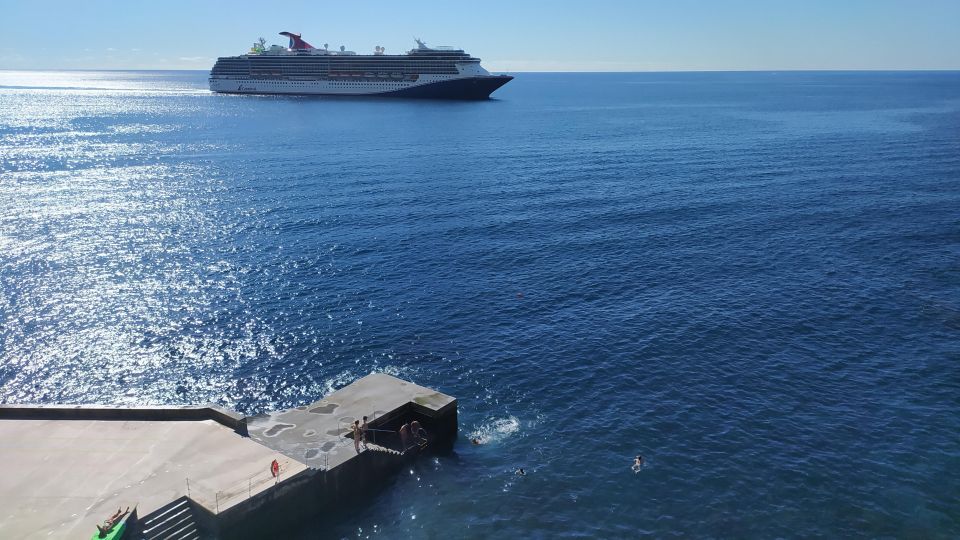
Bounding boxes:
[96,507,129,537]
[398,422,411,452]
[109,507,127,522]
[410,420,428,444]
[96,523,113,538]
[352,420,362,454]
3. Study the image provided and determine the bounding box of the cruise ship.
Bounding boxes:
[209,32,513,99]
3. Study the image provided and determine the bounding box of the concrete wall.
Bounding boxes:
[213,469,321,539]
[0,404,248,434]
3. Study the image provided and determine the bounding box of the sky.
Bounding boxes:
[1,0,959,71]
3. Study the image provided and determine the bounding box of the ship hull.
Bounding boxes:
[209,75,513,100]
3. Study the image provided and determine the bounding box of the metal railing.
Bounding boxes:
[186,458,293,515]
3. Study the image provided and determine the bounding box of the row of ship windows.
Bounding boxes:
[327,82,405,86]
[217,67,458,73]
[251,66,454,71]
[221,56,472,60]
[238,66,459,71]
[254,54,472,60]
[240,82,408,87]
[213,71,455,76]
[218,80,431,85]
[242,56,474,61]
[212,69,457,79]
[408,54,474,58]
[243,58,474,61]
[218,61,470,68]
[214,70,457,75]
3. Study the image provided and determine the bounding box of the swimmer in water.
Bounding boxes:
[632,455,644,473]
[516,468,526,476]
[471,437,482,445]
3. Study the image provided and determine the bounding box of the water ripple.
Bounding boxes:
[2,70,959,538]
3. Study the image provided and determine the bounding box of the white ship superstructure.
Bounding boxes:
[209,32,512,99]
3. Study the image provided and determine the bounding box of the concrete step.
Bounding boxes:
[156,519,199,540]
[141,504,189,529]
[138,496,202,540]
[140,497,190,527]
[143,511,193,539]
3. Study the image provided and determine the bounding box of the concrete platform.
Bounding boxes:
[0,417,305,539]
[246,372,457,470]
[0,373,457,539]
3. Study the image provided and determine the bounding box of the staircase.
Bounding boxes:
[137,496,202,540]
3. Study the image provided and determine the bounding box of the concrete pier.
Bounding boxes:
[0,373,457,539]
[246,372,458,468]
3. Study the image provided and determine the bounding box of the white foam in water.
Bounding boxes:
[320,369,358,398]
[469,415,521,444]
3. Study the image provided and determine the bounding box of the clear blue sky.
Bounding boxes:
[2,0,958,71]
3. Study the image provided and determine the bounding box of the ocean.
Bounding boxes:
[1,70,958,538]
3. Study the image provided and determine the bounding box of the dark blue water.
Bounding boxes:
[1,70,959,538]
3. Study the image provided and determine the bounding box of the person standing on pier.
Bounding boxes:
[352,420,362,454]
[398,422,411,452]
[410,420,427,445]
[361,416,369,449]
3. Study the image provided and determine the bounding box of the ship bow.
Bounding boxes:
[386,75,513,100]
